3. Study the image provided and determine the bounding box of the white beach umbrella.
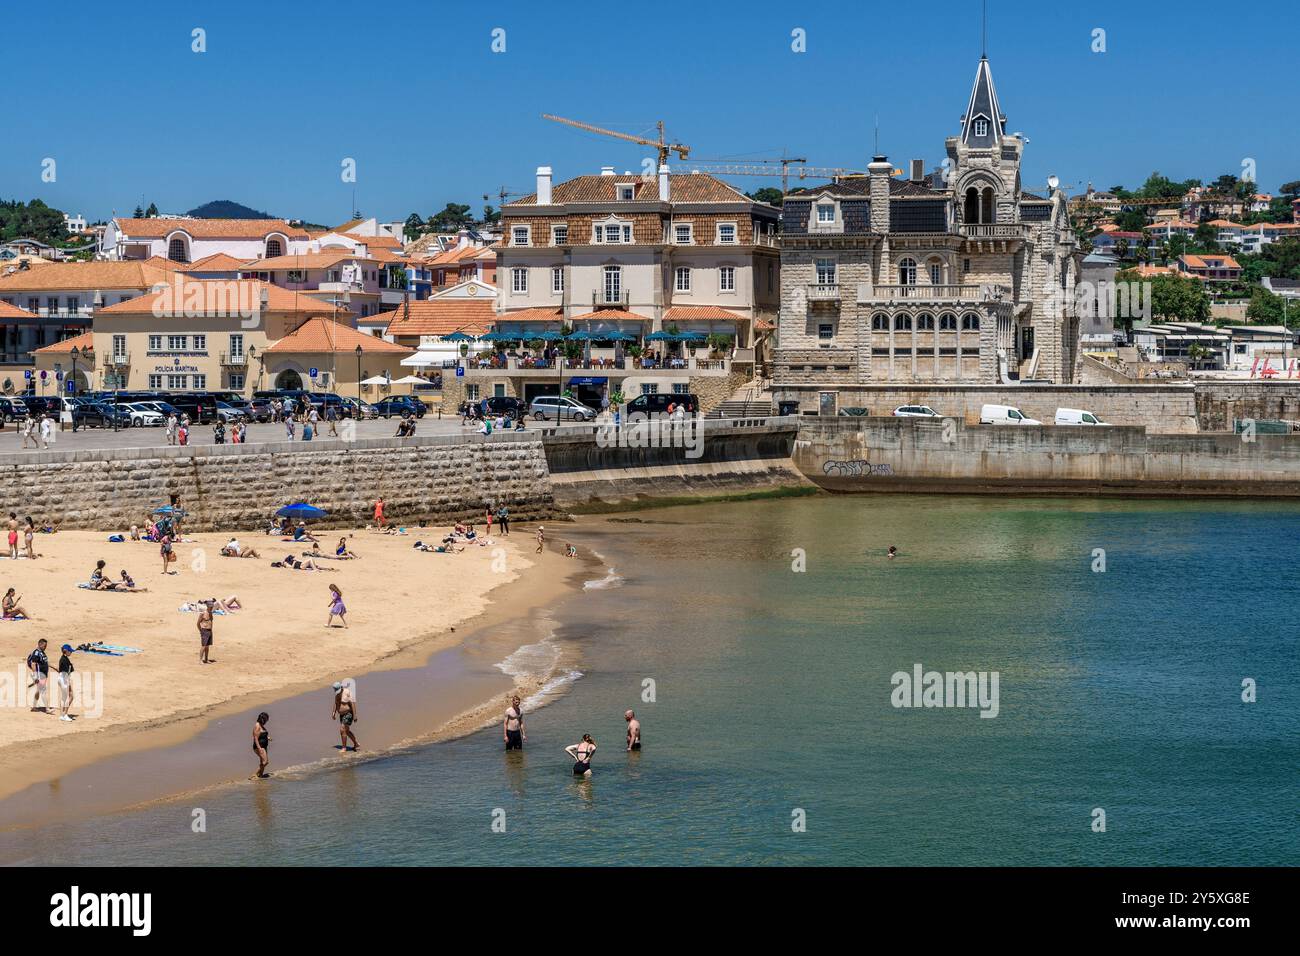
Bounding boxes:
[391,375,428,385]
[360,375,390,386]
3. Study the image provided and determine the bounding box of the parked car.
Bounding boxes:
[979,403,1042,426]
[138,400,181,420]
[1054,408,1112,426]
[624,393,698,418]
[72,402,132,429]
[530,395,597,422]
[481,396,527,419]
[0,397,29,421]
[340,397,378,420]
[123,403,165,427]
[245,398,275,422]
[214,401,246,423]
[372,396,426,419]
[892,405,940,418]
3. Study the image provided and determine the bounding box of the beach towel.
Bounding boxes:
[108,534,125,542]
[77,583,131,591]
[177,603,229,614]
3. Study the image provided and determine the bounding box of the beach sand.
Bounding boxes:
[0,525,551,808]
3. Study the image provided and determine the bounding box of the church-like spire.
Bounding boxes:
[960,56,1006,148]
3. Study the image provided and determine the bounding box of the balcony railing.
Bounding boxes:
[858,283,1013,304]
[107,352,130,367]
[959,223,1030,240]
[220,351,248,367]
[806,283,841,302]
[592,291,630,308]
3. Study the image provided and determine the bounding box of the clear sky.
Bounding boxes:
[5,0,1296,226]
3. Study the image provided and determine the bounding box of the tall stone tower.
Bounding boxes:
[945,57,1022,226]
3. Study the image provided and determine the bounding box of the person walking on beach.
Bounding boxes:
[7,513,19,559]
[497,504,509,535]
[565,734,596,777]
[625,710,641,751]
[326,583,348,628]
[503,695,526,750]
[27,638,50,713]
[535,525,545,554]
[332,681,360,752]
[197,601,214,663]
[160,531,176,575]
[57,644,75,721]
[252,712,271,778]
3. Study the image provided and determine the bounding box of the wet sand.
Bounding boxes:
[0,526,568,823]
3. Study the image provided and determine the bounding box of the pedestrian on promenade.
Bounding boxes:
[165,412,178,445]
[38,413,52,449]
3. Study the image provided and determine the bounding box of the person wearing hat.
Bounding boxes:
[26,639,50,713]
[535,525,545,554]
[57,644,76,721]
[331,680,360,752]
[625,710,641,752]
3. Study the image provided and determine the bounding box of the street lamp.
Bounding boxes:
[355,344,363,414]
[246,343,257,396]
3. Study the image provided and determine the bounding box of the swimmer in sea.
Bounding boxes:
[887,545,898,559]
[625,710,641,752]
[503,696,526,750]
[565,734,596,777]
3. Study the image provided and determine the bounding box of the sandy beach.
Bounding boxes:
[0,524,556,808]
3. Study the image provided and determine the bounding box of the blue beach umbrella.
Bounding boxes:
[152,505,188,516]
[276,503,328,520]
[440,331,477,342]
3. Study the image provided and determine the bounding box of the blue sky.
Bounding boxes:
[5,0,1296,225]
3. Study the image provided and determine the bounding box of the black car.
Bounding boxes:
[624,392,699,418]
[481,396,526,419]
[0,397,28,422]
[372,397,426,419]
[72,402,132,428]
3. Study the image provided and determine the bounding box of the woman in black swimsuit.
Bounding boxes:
[252,712,270,778]
[565,734,596,777]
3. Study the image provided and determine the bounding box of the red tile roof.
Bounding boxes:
[663,305,747,321]
[494,307,565,323]
[0,300,40,320]
[0,260,175,293]
[32,331,94,354]
[570,309,648,322]
[379,299,495,338]
[187,253,252,272]
[98,279,330,316]
[264,318,412,354]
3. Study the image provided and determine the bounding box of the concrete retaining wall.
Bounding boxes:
[0,435,556,530]
[793,418,1300,496]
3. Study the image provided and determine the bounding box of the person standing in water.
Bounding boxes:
[503,696,526,751]
[331,681,360,752]
[252,712,271,778]
[535,525,545,554]
[565,735,596,777]
[625,710,641,751]
[887,545,898,559]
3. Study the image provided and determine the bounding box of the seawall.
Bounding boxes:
[792,418,1300,497]
[0,435,556,530]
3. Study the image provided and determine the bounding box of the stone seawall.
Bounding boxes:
[0,435,556,531]
[792,418,1300,497]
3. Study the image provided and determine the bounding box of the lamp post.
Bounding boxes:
[355,344,363,415]
[246,343,257,397]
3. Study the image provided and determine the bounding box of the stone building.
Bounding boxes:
[774,56,1081,411]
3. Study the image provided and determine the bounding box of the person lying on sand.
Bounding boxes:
[220,538,261,559]
[271,554,324,571]
[112,570,147,593]
[413,541,464,553]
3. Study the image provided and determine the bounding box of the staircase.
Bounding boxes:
[706,378,774,419]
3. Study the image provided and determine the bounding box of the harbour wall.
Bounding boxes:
[792,417,1300,497]
[0,435,556,531]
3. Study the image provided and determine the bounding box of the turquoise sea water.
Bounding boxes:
[8,496,1298,866]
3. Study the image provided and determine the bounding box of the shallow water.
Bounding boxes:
[6,495,1297,866]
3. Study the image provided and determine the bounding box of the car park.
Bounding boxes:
[0,397,28,421]
[481,396,527,419]
[530,395,597,422]
[72,402,132,429]
[892,405,941,417]
[340,397,377,420]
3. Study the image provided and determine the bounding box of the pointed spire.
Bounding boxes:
[960,56,1006,148]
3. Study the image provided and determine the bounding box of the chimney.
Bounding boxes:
[868,154,892,232]
[910,159,925,182]
[600,166,616,177]
[456,227,470,249]
[536,166,553,205]
[658,163,671,202]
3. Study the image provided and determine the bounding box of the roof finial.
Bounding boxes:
[982,0,987,58]
[874,114,879,155]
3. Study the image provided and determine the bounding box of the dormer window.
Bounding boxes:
[551,225,568,245]
[618,184,635,201]
[512,225,531,247]
[973,118,989,138]
[717,222,737,244]
[674,223,693,244]
[816,204,835,223]
[593,217,633,244]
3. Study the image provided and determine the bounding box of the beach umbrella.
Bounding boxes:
[391,375,427,385]
[566,330,597,340]
[440,331,477,342]
[152,505,188,516]
[360,375,390,386]
[679,331,708,341]
[644,330,674,341]
[605,331,637,341]
[534,330,566,341]
[276,503,328,520]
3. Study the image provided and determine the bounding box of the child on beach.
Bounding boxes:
[326,584,348,628]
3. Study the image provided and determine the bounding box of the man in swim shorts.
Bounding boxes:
[332,681,360,752]
[503,696,526,750]
[625,710,641,751]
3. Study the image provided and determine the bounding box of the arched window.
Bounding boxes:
[916,312,935,330]
[927,259,943,285]
[894,314,912,331]
[167,237,189,263]
[265,238,284,258]
[939,312,958,331]
[961,313,981,331]
[898,258,917,286]
[981,188,995,224]
[964,188,980,224]
[871,313,890,331]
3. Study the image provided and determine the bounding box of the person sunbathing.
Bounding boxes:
[112,570,148,593]
[88,560,114,590]
[3,588,31,619]
[414,541,463,553]
[335,537,359,559]
[220,538,261,559]
[272,553,323,571]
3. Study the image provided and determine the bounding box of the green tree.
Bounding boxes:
[1279,180,1300,199]
[404,212,425,237]
[133,205,144,218]
[428,203,474,233]
[482,204,500,226]
[1246,286,1288,325]
[747,187,784,206]
[1193,222,1220,250]
[0,198,69,244]
[1148,272,1211,322]
[145,202,158,217]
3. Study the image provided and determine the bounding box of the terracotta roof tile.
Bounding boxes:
[663,305,746,321]
[241,251,376,271]
[0,300,40,320]
[379,300,496,337]
[494,307,565,323]
[569,308,648,322]
[32,331,94,354]
[187,253,252,272]
[264,318,412,355]
[0,260,174,293]
[97,279,330,316]
[113,217,309,239]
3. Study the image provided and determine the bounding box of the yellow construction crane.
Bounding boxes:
[542,114,690,166]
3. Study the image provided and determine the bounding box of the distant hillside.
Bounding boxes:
[185,200,275,219]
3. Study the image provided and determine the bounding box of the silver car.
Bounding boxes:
[529,395,597,422]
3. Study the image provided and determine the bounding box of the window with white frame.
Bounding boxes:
[193,334,207,352]
[192,374,206,390]
[928,261,943,284]
[229,333,244,358]
[229,373,245,390]
[603,266,622,302]
[674,223,692,244]
[717,222,737,244]
[603,224,621,243]
[465,384,480,401]
[974,118,989,137]
[672,383,690,394]
[67,296,79,313]
[511,267,528,293]
[675,267,691,292]
[112,335,127,360]
[552,225,568,245]
[640,382,659,395]
[512,226,530,247]
[167,374,187,389]
[148,335,163,352]
[167,334,187,351]
[816,203,835,223]
[815,258,836,285]
[719,266,736,292]
[618,184,635,201]
[552,267,564,294]
[148,375,163,389]
[898,258,918,286]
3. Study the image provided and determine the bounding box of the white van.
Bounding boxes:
[979,404,1042,425]
[1054,408,1111,426]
